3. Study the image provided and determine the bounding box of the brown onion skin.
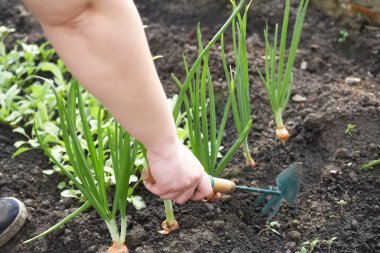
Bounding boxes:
[108,243,129,253]
[162,219,179,232]
[276,127,289,143]
[246,158,256,168]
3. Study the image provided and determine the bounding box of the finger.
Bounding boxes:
[157,179,195,200]
[200,192,222,202]
[143,181,166,196]
[190,173,213,201]
[159,192,180,201]
[173,187,196,205]
[191,189,206,201]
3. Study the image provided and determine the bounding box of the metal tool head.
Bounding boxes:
[276,162,302,205]
[255,162,302,221]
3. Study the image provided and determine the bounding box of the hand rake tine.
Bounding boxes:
[255,186,270,206]
[255,193,267,206]
[266,197,282,221]
[260,195,278,215]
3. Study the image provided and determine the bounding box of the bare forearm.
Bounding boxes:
[23,0,178,155]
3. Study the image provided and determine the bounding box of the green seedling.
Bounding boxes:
[295,247,307,253]
[0,26,15,56]
[344,123,356,136]
[325,236,337,253]
[336,199,347,216]
[302,238,320,253]
[257,0,309,143]
[372,47,379,55]
[258,221,281,236]
[0,84,21,124]
[26,81,138,253]
[0,29,68,158]
[338,29,349,43]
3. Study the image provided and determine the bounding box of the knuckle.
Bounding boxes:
[194,171,202,181]
[183,179,192,188]
[176,199,186,205]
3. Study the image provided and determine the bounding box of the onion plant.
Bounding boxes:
[257,0,309,143]
[155,0,248,232]
[26,81,139,253]
[172,25,252,177]
[172,0,247,121]
[222,0,255,167]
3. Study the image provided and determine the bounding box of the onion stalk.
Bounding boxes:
[223,0,255,167]
[257,0,309,143]
[172,24,252,177]
[172,0,247,120]
[362,159,380,169]
[159,200,179,234]
[26,81,139,253]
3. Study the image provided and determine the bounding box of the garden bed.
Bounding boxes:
[1,0,379,252]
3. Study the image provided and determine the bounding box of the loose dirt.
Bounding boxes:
[1,0,379,252]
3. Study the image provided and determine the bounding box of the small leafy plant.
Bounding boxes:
[302,238,320,253]
[325,236,337,253]
[336,199,347,216]
[258,221,281,236]
[344,123,356,136]
[0,27,67,156]
[26,81,139,253]
[338,29,349,43]
[295,247,307,253]
[257,0,309,143]
[297,237,337,253]
[0,28,147,207]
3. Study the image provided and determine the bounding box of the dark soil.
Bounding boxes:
[1,0,380,252]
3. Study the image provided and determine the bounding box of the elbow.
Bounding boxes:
[23,0,94,30]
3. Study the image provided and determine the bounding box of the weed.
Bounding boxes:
[302,238,320,253]
[344,123,356,136]
[336,199,347,216]
[338,29,349,43]
[258,221,281,236]
[325,236,337,253]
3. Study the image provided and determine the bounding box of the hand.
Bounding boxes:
[143,141,213,204]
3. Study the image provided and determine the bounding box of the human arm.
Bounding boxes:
[21,0,212,203]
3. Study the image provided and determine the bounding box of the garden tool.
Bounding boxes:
[141,162,302,221]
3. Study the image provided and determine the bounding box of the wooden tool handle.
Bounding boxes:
[141,168,156,184]
[211,177,236,193]
[141,168,236,193]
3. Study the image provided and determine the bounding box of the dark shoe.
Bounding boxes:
[0,197,27,247]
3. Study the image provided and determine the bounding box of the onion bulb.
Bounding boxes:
[245,157,256,168]
[159,219,179,234]
[276,126,289,143]
[108,243,128,253]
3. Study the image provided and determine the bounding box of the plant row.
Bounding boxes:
[0,0,313,252]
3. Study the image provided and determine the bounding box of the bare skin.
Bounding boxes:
[21,0,212,204]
